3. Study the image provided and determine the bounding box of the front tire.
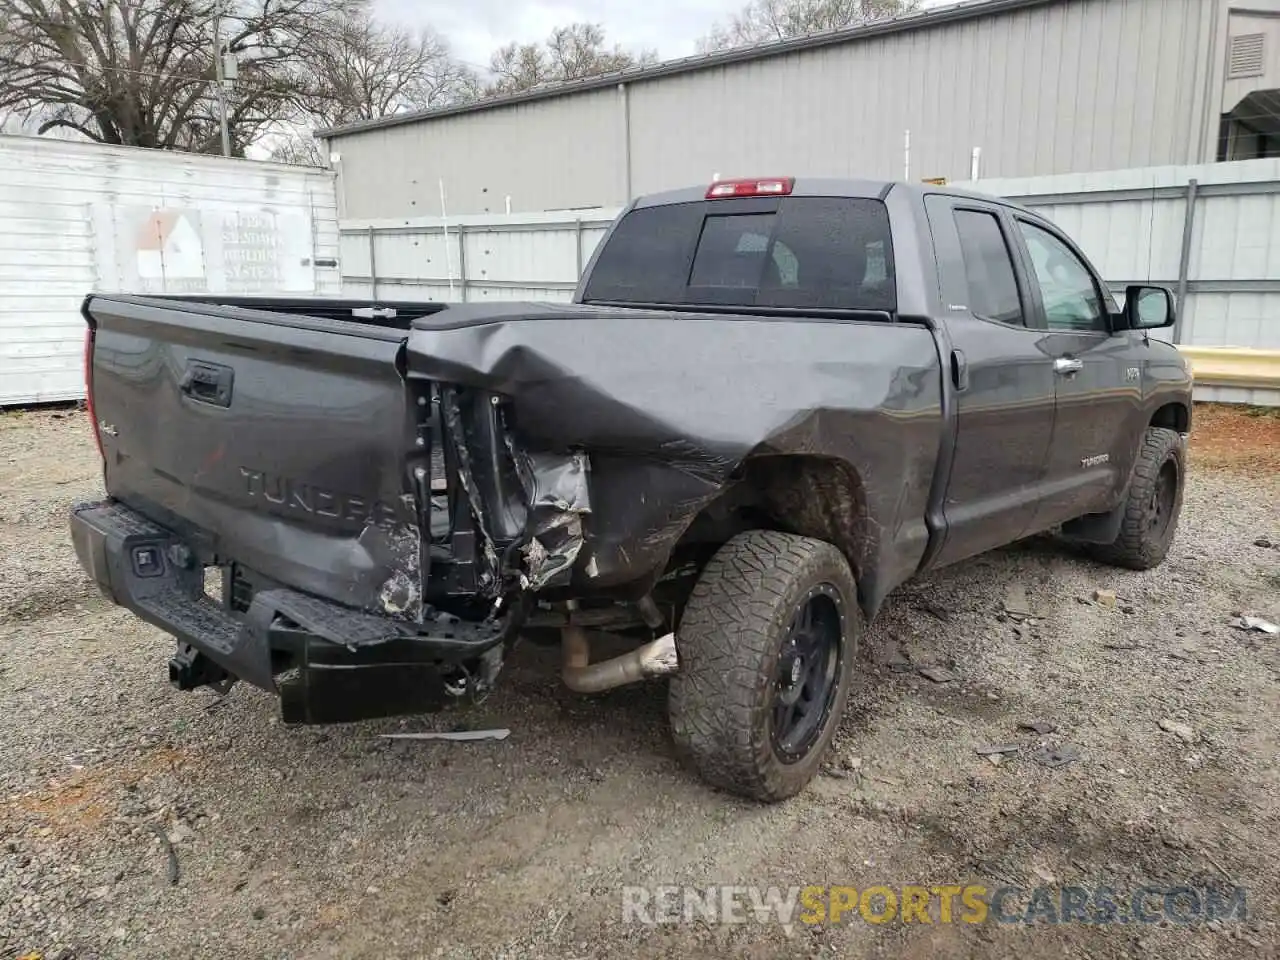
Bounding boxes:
[668,530,860,802]
[1093,426,1185,570]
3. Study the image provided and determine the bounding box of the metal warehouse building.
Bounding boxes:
[321,0,1280,218]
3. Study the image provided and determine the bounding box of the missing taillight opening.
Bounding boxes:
[83,327,104,459]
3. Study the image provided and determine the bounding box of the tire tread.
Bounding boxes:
[1092,426,1184,570]
[669,530,859,801]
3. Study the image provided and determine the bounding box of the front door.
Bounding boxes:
[925,197,1057,567]
[1010,217,1141,531]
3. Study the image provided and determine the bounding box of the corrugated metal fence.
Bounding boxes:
[969,159,1280,338]
[0,136,342,406]
[341,158,1280,405]
[969,159,1280,404]
[340,211,613,303]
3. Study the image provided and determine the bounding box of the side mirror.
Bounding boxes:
[1123,285,1176,330]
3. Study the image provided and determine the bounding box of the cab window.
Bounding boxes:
[1017,220,1109,332]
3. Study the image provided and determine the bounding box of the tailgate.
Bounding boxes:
[84,295,424,616]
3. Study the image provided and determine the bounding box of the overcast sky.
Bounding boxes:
[375,0,822,70]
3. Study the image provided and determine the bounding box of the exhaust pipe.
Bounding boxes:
[561,625,679,694]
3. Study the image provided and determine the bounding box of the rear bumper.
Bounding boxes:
[69,499,508,723]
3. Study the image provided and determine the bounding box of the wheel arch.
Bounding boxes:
[1149,400,1190,434]
[673,454,875,611]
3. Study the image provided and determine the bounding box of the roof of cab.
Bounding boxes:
[632,178,1035,214]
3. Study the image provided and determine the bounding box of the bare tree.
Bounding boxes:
[304,10,477,126]
[698,0,921,52]
[271,8,478,164]
[0,0,370,155]
[487,23,657,96]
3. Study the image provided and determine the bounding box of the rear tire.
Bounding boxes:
[1092,426,1185,570]
[668,530,860,802]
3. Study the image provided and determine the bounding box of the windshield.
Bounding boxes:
[582,197,895,312]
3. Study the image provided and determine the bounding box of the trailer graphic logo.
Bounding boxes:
[222,210,284,288]
[108,204,315,294]
[136,209,206,292]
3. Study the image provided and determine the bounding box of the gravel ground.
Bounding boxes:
[1,405,1277,960]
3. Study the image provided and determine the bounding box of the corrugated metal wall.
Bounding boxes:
[326,0,1225,218]
[628,0,1211,194]
[330,87,625,221]
[0,136,341,406]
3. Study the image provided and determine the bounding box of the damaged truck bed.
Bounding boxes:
[71,177,1193,800]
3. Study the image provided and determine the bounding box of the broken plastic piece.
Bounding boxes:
[1028,744,1082,768]
[1230,616,1278,635]
[1018,720,1057,735]
[975,742,1023,756]
[917,665,956,683]
[379,729,511,742]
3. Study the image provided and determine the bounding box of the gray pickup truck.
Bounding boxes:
[71,177,1192,801]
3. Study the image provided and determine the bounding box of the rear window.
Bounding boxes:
[582,197,895,311]
[953,209,1024,326]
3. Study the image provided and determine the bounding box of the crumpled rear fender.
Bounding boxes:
[407,308,944,610]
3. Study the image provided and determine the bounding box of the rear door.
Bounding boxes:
[924,196,1056,566]
[1009,217,1140,529]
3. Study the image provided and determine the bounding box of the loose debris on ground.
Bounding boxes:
[1231,615,1278,635]
[1158,718,1198,744]
[379,729,512,742]
[0,404,1277,959]
[1092,588,1118,608]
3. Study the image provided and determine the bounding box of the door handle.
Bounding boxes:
[1053,357,1083,376]
[179,360,235,407]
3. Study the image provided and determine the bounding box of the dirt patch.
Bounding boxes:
[3,748,193,839]
[0,405,1276,959]
[1189,403,1280,472]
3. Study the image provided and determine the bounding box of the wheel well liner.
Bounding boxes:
[1150,401,1189,433]
[688,455,872,586]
